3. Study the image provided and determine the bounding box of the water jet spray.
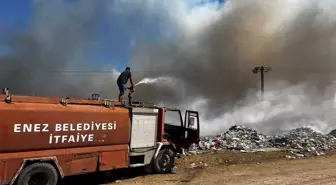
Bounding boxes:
[134,76,173,87]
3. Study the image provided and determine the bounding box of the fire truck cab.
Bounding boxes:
[123,101,200,173]
[163,108,200,153]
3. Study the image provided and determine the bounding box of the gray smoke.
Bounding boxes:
[131,0,336,120]
[0,0,120,98]
[0,0,180,99]
[2,0,336,135]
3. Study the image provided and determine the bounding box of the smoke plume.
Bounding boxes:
[3,0,336,135]
[0,0,120,98]
[131,0,336,135]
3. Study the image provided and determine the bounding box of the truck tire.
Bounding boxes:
[16,162,58,185]
[153,148,175,174]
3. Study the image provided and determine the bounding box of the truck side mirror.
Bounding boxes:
[188,117,194,127]
[188,116,197,130]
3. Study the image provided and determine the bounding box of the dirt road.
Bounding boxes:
[60,151,336,185]
[114,153,336,185]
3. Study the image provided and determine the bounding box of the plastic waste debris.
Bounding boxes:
[188,125,336,158]
[171,166,177,174]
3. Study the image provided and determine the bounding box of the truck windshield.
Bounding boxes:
[164,110,182,127]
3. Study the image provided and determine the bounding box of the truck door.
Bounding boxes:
[183,110,200,148]
[163,109,184,143]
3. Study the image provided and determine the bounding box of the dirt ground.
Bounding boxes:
[60,151,336,185]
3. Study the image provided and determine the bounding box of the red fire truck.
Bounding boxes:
[0,89,200,185]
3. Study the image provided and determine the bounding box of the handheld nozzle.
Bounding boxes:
[128,86,134,92]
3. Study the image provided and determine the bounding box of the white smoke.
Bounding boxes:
[108,0,336,136]
[128,0,336,136]
[193,81,336,136]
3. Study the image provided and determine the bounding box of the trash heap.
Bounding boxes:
[195,125,272,151]
[189,125,336,157]
[270,127,336,157]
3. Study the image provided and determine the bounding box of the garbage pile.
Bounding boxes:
[189,125,336,157]
[194,125,273,151]
[270,127,336,157]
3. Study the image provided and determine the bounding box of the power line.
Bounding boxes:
[0,68,335,75]
[0,68,335,72]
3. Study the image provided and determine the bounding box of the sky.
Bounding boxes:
[0,0,225,72]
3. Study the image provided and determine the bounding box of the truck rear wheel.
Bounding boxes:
[153,148,175,174]
[16,162,58,185]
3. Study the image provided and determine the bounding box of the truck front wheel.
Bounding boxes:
[153,148,175,174]
[16,162,58,185]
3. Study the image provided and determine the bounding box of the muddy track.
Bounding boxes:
[115,155,336,185]
[59,151,336,185]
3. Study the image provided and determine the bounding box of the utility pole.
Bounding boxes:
[252,66,271,94]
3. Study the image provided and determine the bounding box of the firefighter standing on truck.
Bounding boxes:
[117,67,134,103]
